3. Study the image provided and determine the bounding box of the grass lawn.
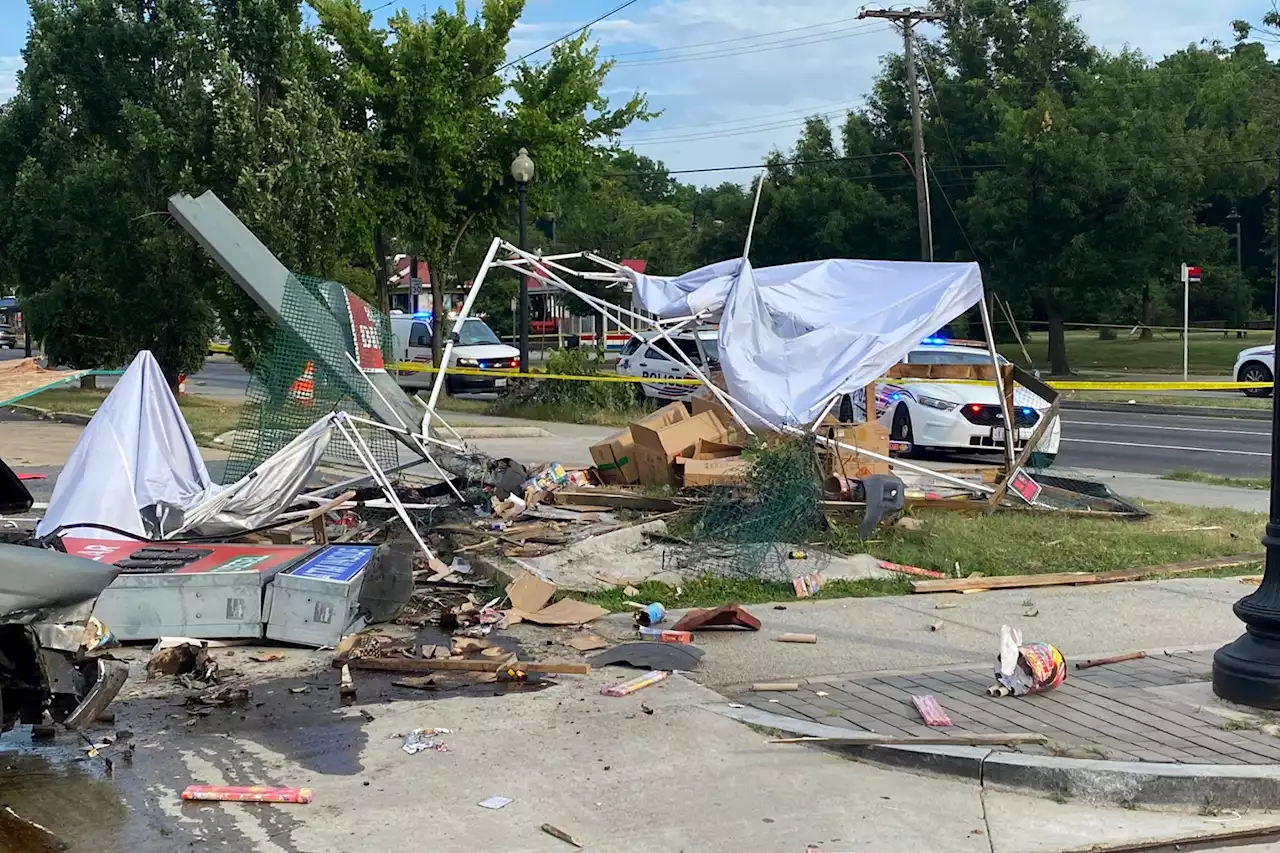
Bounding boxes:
[17,388,243,446]
[998,330,1260,376]
[576,500,1264,610]
[1061,389,1271,410]
[1162,469,1271,491]
[436,393,655,428]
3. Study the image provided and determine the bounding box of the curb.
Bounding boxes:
[1062,400,1269,420]
[451,426,551,438]
[2,404,92,426]
[701,703,1280,808]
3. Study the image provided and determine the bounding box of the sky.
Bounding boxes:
[0,0,1266,184]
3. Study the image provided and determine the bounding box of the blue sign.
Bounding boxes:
[290,545,375,583]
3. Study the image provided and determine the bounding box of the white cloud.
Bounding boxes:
[0,56,22,103]
[574,0,1262,184]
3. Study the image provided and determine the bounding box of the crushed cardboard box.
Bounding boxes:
[503,570,608,626]
[589,402,689,486]
[632,409,737,488]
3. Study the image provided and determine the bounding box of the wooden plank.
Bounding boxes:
[1091,553,1264,584]
[343,657,591,675]
[771,732,1047,746]
[910,553,1266,594]
[912,571,1100,594]
[553,489,683,513]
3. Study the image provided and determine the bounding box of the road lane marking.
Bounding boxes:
[1065,420,1271,437]
[1060,438,1270,456]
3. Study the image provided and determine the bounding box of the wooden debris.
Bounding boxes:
[776,633,817,644]
[553,488,681,512]
[344,657,591,675]
[752,682,800,692]
[540,823,584,848]
[1075,651,1145,670]
[910,553,1266,594]
[772,732,1047,746]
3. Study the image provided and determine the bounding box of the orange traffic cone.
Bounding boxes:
[290,361,315,407]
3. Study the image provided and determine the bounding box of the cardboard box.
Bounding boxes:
[689,387,744,444]
[691,438,743,460]
[678,455,749,487]
[819,421,892,479]
[632,409,734,487]
[589,403,689,485]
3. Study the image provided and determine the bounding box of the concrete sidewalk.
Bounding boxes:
[1073,467,1268,512]
[7,651,1279,853]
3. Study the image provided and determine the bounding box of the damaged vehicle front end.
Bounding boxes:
[0,460,127,734]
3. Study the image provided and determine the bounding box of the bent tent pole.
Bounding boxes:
[425,236,503,417]
[978,291,1017,474]
[331,415,434,559]
[501,245,757,437]
[742,172,766,262]
[810,392,843,432]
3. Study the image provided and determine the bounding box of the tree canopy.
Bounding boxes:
[1,0,1277,378]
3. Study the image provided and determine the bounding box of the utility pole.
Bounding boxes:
[859,7,945,262]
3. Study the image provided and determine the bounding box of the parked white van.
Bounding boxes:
[389,312,520,394]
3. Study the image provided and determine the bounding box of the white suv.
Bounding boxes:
[1234,344,1274,398]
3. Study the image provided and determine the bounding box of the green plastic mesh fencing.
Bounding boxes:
[679,436,831,582]
[221,273,401,485]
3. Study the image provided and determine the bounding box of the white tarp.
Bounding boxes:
[631,258,984,426]
[38,351,218,539]
[176,416,332,537]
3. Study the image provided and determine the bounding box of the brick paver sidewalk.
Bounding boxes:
[728,650,1280,765]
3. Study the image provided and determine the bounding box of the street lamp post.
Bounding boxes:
[1212,152,1280,708]
[1228,206,1243,338]
[510,148,535,373]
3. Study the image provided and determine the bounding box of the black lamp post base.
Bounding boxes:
[1213,630,1280,709]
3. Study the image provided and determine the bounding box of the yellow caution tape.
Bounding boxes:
[888,377,1271,391]
[392,361,705,385]
[208,342,231,354]
[395,361,1269,391]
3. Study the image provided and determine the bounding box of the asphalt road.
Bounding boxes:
[1056,409,1270,478]
[7,349,1275,480]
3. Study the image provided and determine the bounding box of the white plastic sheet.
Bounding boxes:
[176,416,332,537]
[630,258,984,426]
[38,352,218,539]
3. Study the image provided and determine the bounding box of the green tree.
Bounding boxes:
[314,0,651,363]
[1,0,218,386]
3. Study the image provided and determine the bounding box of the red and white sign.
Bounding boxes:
[344,291,386,371]
[61,539,313,574]
[1185,265,1202,283]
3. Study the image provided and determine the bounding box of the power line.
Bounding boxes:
[612,23,889,66]
[621,99,864,138]
[603,14,866,59]
[625,108,859,147]
[498,0,646,73]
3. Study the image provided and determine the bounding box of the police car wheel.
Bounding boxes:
[891,404,917,457]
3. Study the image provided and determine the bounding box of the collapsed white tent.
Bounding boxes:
[175,417,331,537]
[38,351,219,539]
[629,257,985,426]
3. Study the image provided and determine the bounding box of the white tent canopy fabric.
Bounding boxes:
[630,258,985,426]
[38,351,219,539]
[176,416,332,537]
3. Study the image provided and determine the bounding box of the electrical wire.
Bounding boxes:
[620,99,864,138]
[603,14,867,59]
[624,108,858,147]
[498,0,646,72]
[612,23,889,66]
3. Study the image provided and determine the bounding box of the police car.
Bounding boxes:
[875,341,1061,461]
[1233,344,1274,398]
[615,328,719,401]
